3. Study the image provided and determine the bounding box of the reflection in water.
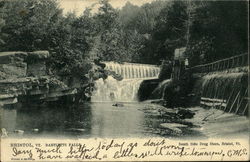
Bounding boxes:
[0,102,169,138]
[90,103,145,137]
[0,108,17,132]
[1,102,248,138]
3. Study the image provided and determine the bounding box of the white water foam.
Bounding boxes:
[91,76,146,102]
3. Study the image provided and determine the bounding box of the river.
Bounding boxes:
[0,68,248,139]
[1,101,248,139]
[0,102,188,138]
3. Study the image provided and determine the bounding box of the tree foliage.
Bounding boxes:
[139,1,188,64]
[0,0,248,69]
[0,0,6,45]
[186,0,248,66]
[1,0,63,51]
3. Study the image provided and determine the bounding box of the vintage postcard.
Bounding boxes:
[0,0,249,161]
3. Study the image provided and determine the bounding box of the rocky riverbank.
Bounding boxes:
[139,102,249,138]
[0,51,85,108]
[0,51,124,108]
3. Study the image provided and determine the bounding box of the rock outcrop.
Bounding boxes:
[0,51,77,107]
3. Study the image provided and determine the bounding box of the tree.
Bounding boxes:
[118,2,140,30]
[1,0,93,80]
[47,12,94,80]
[133,0,168,34]
[186,0,248,66]
[0,0,6,46]
[139,0,188,64]
[95,0,118,31]
[89,0,128,62]
[1,0,63,51]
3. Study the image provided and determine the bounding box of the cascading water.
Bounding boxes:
[91,62,160,102]
[151,79,172,99]
[198,71,248,115]
[91,76,145,102]
[104,61,160,79]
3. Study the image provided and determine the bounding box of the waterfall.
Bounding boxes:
[199,72,248,115]
[150,79,172,99]
[104,61,160,79]
[91,62,160,102]
[91,76,145,102]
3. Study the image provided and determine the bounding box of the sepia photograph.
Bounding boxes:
[0,0,249,161]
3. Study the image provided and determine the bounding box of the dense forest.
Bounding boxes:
[0,0,248,77]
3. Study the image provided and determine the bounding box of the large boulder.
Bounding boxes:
[0,52,28,79]
[138,79,160,101]
[0,51,49,79]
